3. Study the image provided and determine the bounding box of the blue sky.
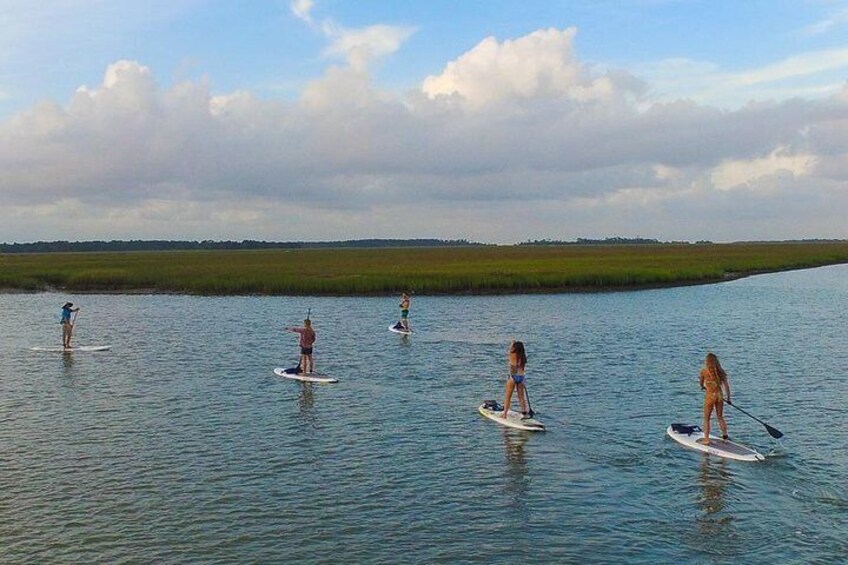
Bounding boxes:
[5,1,847,114]
[2,0,848,242]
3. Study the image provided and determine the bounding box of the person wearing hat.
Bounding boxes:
[61,302,80,349]
[399,292,411,331]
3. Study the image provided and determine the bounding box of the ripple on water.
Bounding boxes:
[1,266,847,563]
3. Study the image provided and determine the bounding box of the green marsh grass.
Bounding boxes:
[2,242,848,295]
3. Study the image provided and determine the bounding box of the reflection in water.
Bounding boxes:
[695,457,735,539]
[502,428,530,522]
[297,382,315,424]
[61,351,75,375]
[297,382,315,416]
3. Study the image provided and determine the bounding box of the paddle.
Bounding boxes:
[726,400,783,439]
[522,383,536,419]
[68,308,80,347]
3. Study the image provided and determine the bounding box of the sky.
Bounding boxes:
[2,0,848,244]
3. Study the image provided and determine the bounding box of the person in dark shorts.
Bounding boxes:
[399,293,411,331]
[286,319,316,374]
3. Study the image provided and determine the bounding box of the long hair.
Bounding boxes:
[511,341,527,368]
[705,352,726,382]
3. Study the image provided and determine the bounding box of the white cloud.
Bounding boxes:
[638,47,848,108]
[801,7,848,36]
[422,28,642,110]
[653,164,683,182]
[324,24,416,70]
[290,1,415,70]
[291,0,314,23]
[710,147,817,191]
[2,26,848,243]
[735,48,848,86]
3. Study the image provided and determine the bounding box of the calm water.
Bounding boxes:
[1,266,846,564]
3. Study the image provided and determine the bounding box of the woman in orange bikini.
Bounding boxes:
[699,352,732,444]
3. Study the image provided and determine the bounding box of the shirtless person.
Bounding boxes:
[399,293,411,331]
[286,319,316,374]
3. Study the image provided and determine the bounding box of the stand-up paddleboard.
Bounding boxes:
[273,367,338,384]
[667,423,764,462]
[388,322,411,335]
[478,400,545,432]
[29,345,111,353]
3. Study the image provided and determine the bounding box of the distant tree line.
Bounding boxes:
[0,239,485,253]
[518,238,848,246]
[6,238,843,253]
[518,237,698,245]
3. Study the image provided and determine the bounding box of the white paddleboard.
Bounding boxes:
[273,367,338,384]
[667,424,764,462]
[478,401,545,432]
[29,345,112,353]
[388,322,411,335]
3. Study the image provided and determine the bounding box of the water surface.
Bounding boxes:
[1,266,846,563]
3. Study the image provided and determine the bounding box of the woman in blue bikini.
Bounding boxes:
[502,340,529,419]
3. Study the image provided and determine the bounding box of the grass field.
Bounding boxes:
[2,242,848,295]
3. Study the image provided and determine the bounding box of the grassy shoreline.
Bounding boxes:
[2,242,847,296]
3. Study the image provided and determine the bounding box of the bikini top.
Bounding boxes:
[702,368,722,391]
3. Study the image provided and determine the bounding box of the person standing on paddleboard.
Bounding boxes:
[60,302,80,349]
[286,319,316,374]
[502,341,530,419]
[699,352,732,444]
[399,293,411,331]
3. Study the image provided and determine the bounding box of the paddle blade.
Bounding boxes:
[765,424,784,439]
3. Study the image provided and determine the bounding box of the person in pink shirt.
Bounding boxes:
[285,318,317,374]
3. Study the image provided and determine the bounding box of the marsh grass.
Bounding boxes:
[2,242,848,295]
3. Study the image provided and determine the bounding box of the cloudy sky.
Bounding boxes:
[2,0,848,244]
